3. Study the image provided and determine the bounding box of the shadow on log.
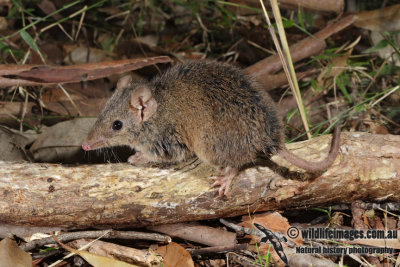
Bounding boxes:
[0,132,399,231]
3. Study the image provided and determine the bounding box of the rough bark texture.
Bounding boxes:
[0,132,399,230]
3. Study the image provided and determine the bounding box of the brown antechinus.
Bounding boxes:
[82,61,341,197]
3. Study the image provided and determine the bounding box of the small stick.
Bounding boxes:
[21,229,171,251]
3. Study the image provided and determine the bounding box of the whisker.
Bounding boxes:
[110,147,121,163]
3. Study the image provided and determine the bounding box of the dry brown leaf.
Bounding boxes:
[64,46,115,65]
[355,3,400,31]
[362,121,390,134]
[40,79,113,103]
[0,56,171,87]
[315,48,352,91]
[30,118,96,162]
[0,238,32,267]
[370,31,400,66]
[70,239,160,267]
[0,126,38,161]
[136,35,159,48]
[351,4,400,66]
[241,212,302,246]
[78,251,138,267]
[320,49,351,77]
[155,242,194,267]
[0,98,107,123]
[148,222,236,247]
[37,0,63,20]
[50,233,139,267]
[41,86,89,102]
[240,212,300,266]
[347,232,400,249]
[0,16,7,31]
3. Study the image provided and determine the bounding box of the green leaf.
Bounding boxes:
[305,12,314,27]
[0,41,9,51]
[7,3,18,18]
[101,36,115,52]
[312,124,322,137]
[297,7,306,31]
[20,29,45,60]
[285,108,298,124]
[373,64,400,76]
[20,30,38,52]
[313,207,332,222]
[281,18,294,29]
[217,5,236,24]
[362,39,389,54]
[342,73,351,87]
[136,17,143,36]
[310,77,318,91]
[336,75,352,103]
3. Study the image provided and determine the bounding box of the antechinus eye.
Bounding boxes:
[112,120,123,130]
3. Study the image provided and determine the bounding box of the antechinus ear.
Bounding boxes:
[116,75,132,90]
[130,86,158,123]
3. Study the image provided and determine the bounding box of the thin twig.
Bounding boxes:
[370,85,399,108]
[188,244,248,256]
[21,229,171,251]
[74,5,87,41]
[58,84,82,116]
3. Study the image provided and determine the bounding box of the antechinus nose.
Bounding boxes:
[82,142,91,151]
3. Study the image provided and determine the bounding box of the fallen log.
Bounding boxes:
[0,132,399,231]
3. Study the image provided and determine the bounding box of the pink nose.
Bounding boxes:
[82,143,91,151]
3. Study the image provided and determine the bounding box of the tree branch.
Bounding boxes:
[0,132,399,231]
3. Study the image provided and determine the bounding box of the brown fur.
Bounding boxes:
[82,61,340,194]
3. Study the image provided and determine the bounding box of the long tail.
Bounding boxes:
[278,126,341,171]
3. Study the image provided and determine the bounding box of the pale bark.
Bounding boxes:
[0,132,399,230]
